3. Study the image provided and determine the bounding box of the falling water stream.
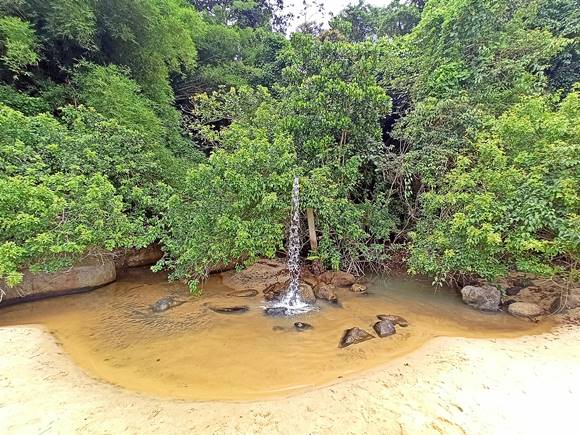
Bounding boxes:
[266,176,317,315]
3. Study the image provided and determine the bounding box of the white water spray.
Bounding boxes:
[265,176,316,315]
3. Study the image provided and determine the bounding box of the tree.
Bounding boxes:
[190,0,291,32]
[329,0,422,42]
[409,91,580,283]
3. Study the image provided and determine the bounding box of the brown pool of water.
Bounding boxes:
[0,268,551,401]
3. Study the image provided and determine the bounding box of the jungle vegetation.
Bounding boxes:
[0,0,578,290]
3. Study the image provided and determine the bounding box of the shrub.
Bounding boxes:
[409,90,580,283]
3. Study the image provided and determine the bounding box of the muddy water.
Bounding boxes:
[0,268,551,401]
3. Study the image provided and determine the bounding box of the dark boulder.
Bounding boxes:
[376,314,409,327]
[119,245,163,268]
[339,327,375,348]
[461,285,501,311]
[373,320,396,337]
[505,286,524,296]
[264,307,290,316]
[294,322,313,331]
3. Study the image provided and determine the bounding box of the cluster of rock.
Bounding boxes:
[222,258,369,307]
[339,314,409,348]
[460,274,580,322]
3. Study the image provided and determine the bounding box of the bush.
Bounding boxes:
[158,124,297,290]
[409,90,580,283]
[0,174,130,286]
[0,102,187,284]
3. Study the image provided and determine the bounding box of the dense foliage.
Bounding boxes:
[0,0,578,291]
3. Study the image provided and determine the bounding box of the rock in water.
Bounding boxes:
[508,302,543,318]
[339,327,375,348]
[264,281,315,304]
[377,314,409,327]
[461,285,501,311]
[350,283,368,293]
[207,304,249,314]
[151,296,185,313]
[264,307,289,316]
[314,284,338,303]
[373,320,396,337]
[264,281,287,302]
[294,322,313,331]
[227,289,258,298]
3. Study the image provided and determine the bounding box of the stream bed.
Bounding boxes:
[0,267,551,401]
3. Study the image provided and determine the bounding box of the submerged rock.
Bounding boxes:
[227,289,258,298]
[377,314,409,327]
[350,283,368,294]
[151,296,186,313]
[207,304,249,314]
[272,325,285,331]
[294,322,313,331]
[508,302,543,318]
[264,307,290,316]
[339,327,375,348]
[373,320,396,337]
[314,284,338,303]
[461,285,501,311]
[320,271,357,287]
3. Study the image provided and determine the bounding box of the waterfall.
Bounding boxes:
[264,176,317,315]
[284,176,302,305]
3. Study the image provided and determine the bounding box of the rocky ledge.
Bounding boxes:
[1,255,116,306]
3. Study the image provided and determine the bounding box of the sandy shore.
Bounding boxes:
[1,324,579,434]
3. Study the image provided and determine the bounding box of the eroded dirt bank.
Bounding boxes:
[1,324,579,434]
